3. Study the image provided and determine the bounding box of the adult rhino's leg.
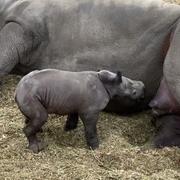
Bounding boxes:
[153,115,180,148]
[153,20,180,148]
[0,22,29,77]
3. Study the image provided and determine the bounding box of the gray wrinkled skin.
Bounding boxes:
[15,69,144,152]
[1,0,180,148]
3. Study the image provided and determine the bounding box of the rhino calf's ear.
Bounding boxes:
[116,71,122,83]
[98,70,118,84]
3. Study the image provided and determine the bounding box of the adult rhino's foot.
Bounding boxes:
[153,115,180,148]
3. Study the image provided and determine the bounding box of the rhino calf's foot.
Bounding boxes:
[64,113,79,131]
[87,137,99,150]
[23,124,47,153]
[24,127,45,153]
[28,138,45,153]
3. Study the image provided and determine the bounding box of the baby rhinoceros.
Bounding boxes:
[15,69,145,153]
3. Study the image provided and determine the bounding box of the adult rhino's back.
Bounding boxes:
[4,0,180,71]
[4,0,179,72]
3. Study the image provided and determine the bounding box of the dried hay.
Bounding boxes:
[1,0,180,179]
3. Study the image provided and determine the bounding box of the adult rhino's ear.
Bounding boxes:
[98,70,120,84]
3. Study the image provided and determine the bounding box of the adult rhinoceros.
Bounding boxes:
[1,0,180,147]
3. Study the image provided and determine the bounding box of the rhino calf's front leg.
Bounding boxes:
[80,112,99,150]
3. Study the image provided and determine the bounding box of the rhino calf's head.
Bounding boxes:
[98,70,145,101]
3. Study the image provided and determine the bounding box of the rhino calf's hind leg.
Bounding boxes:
[25,118,43,133]
[23,101,48,153]
[80,112,99,150]
[64,113,79,131]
